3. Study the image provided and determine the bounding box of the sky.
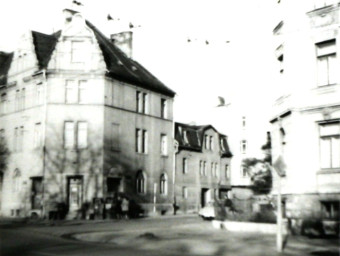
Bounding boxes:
[0,0,279,136]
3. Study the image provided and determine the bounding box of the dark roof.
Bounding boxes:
[86,21,175,97]
[175,122,233,157]
[32,30,61,69]
[0,52,13,85]
[0,20,175,97]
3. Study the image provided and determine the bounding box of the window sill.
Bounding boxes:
[318,168,340,174]
[136,152,148,156]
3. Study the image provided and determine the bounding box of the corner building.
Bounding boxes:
[271,0,340,223]
[0,9,175,217]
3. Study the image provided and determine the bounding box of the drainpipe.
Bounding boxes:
[173,140,178,215]
[41,69,48,218]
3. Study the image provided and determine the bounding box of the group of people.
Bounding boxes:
[105,195,130,219]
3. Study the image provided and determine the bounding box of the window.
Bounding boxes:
[205,135,209,149]
[161,134,168,155]
[220,138,226,151]
[71,41,86,63]
[316,40,337,86]
[278,55,284,74]
[280,128,286,156]
[199,160,203,176]
[78,80,87,103]
[77,122,88,149]
[66,80,77,103]
[136,171,146,194]
[66,80,87,104]
[182,186,188,199]
[1,93,7,114]
[19,126,24,151]
[15,90,20,111]
[215,163,219,178]
[64,122,75,149]
[183,158,188,174]
[21,88,25,110]
[321,201,339,219]
[34,123,42,148]
[209,136,213,151]
[136,91,148,114]
[183,130,189,144]
[211,162,214,176]
[242,116,246,128]
[14,127,18,151]
[111,123,120,151]
[36,83,44,105]
[203,161,207,176]
[14,126,24,152]
[161,98,167,118]
[225,164,230,179]
[160,173,168,195]
[136,129,147,153]
[13,169,21,192]
[241,140,247,154]
[0,129,4,139]
[320,123,340,169]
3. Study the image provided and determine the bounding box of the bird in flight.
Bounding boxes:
[216,96,231,107]
[73,0,83,6]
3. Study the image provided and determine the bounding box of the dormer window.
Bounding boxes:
[183,130,189,144]
[220,138,226,151]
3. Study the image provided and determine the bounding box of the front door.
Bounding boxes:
[68,177,83,210]
[201,188,211,207]
[31,177,43,209]
[107,177,122,197]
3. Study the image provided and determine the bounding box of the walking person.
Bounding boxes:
[121,196,129,219]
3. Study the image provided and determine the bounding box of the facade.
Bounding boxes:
[271,0,340,222]
[174,122,232,213]
[207,103,271,202]
[0,9,175,217]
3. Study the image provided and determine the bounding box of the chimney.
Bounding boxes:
[63,8,79,25]
[111,31,133,58]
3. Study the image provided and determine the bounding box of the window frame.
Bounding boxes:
[136,171,146,194]
[160,173,168,195]
[316,39,337,87]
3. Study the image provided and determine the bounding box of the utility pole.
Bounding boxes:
[272,156,286,253]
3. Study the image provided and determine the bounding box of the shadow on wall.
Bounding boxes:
[24,124,146,220]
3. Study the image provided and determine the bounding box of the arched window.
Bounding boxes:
[160,173,168,195]
[13,168,21,192]
[136,171,146,194]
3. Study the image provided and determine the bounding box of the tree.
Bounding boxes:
[242,158,272,194]
[0,137,10,174]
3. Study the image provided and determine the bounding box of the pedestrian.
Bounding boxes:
[121,196,129,219]
[116,195,122,219]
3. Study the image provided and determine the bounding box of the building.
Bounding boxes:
[0,8,175,218]
[271,0,340,224]
[174,122,232,213]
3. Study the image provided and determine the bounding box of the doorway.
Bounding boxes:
[107,177,122,196]
[31,177,43,209]
[201,188,211,207]
[67,176,83,211]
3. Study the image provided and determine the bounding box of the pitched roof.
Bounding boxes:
[0,20,175,97]
[0,52,13,85]
[175,122,233,157]
[32,30,61,69]
[86,21,175,97]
